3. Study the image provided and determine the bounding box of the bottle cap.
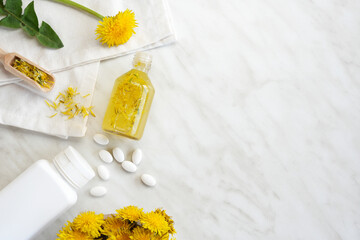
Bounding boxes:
[133,52,152,73]
[53,146,95,189]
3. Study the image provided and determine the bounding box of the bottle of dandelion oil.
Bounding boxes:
[102,52,155,140]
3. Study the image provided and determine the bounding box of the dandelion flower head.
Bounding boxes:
[102,215,132,236]
[154,209,176,235]
[116,205,144,222]
[107,231,131,240]
[57,221,92,240]
[130,227,153,240]
[96,9,138,47]
[72,211,104,238]
[140,211,170,236]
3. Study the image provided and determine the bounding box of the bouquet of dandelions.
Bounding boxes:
[57,206,176,240]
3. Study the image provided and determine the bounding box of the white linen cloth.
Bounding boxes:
[0,62,99,138]
[0,0,175,138]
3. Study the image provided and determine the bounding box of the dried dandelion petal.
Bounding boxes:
[49,113,58,118]
[46,87,95,119]
[12,58,53,89]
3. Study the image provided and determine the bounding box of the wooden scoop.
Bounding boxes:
[0,48,55,92]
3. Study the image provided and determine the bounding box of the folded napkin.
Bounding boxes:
[0,0,175,138]
[0,62,99,138]
[0,0,175,84]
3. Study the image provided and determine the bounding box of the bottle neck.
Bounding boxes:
[133,62,151,73]
[132,52,152,74]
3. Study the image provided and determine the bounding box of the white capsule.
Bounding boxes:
[113,147,125,163]
[141,174,156,187]
[97,165,110,181]
[132,148,142,165]
[121,161,137,173]
[90,186,107,197]
[93,134,109,145]
[99,150,113,163]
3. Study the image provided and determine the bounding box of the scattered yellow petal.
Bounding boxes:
[45,100,52,108]
[90,109,96,117]
[46,87,95,120]
[49,113,58,118]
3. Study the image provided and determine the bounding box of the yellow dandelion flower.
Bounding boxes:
[116,206,144,222]
[102,215,132,236]
[154,209,176,234]
[57,221,92,240]
[152,233,170,240]
[95,9,138,47]
[107,231,131,240]
[49,112,58,118]
[130,227,153,240]
[140,212,170,236]
[72,211,104,238]
[52,1,137,47]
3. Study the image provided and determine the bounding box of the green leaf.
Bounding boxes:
[0,15,20,28]
[0,3,5,15]
[0,0,22,28]
[0,1,63,49]
[0,7,6,15]
[36,21,63,48]
[21,1,38,36]
[4,0,22,17]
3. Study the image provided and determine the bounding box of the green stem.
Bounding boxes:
[51,0,104,20]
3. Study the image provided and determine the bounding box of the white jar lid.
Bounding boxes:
[53,146,95,189]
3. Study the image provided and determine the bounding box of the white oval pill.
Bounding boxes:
[121,161,137,173]
[97,165,110,181]
[90,186,107,197]
[113,147,125,163]
[93,134,109,145]
[99,150,113,163]
[132,148,142,165]
[141,174,156,187]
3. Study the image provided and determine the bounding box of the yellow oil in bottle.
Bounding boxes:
[102,52,154,140]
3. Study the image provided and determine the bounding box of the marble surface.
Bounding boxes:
[1,0,360,239]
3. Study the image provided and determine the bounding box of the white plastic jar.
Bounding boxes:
[0,146,95,239]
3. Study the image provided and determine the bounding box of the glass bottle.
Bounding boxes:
[102,52,155,140]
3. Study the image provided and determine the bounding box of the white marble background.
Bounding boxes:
[0,0,360,239]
